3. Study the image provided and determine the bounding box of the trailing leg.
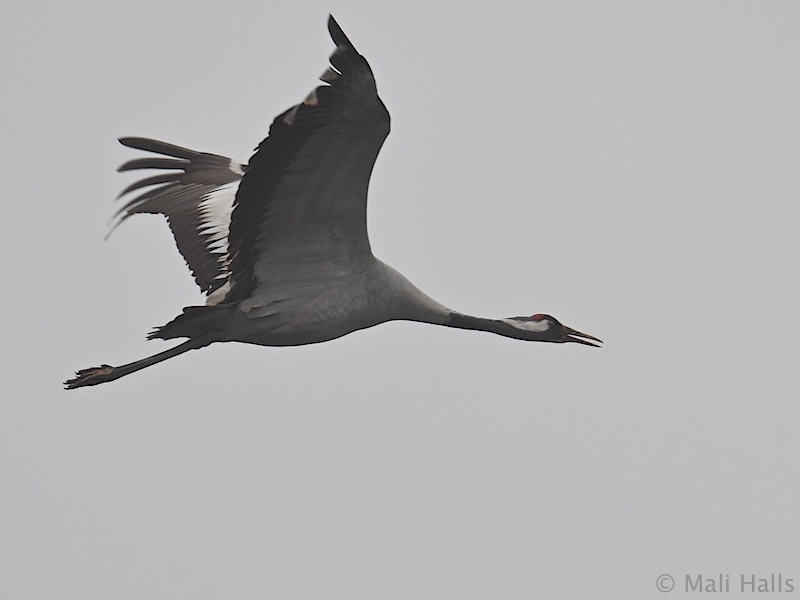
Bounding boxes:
[64,336,213,389]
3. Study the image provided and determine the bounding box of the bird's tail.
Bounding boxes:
[148,304,235,341]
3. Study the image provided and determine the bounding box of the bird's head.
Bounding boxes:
[505,313,603,347]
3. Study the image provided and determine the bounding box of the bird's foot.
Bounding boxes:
[64,365,116,390]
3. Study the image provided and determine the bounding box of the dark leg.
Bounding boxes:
[64,337,213,389]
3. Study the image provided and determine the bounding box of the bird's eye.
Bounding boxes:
[531,314,545,321]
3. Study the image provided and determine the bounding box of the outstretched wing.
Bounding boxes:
[225,15,391,311]
[111,137,246,301]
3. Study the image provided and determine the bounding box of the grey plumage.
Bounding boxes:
[65,15,600,390]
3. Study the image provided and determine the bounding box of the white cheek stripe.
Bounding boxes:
[501,318,550,333]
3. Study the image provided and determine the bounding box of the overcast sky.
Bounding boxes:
[4,1,799,598]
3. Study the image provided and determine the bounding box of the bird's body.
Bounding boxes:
[66,16,600,389]
[195,259,450,348]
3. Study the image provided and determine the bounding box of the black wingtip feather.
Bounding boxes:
[118,137,198,161]
[117,157,190,173]
[327,15,357,52]
[116,173,181,198]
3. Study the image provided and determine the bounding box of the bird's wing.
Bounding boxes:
[225,15,390,310]
[110,137,246,300]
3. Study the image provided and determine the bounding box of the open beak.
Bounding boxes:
[561,326,603,347]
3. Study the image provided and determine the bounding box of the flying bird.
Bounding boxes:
[65,16,601,389]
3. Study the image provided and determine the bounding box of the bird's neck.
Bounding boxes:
[442,312,548,342]
[375,262,543,341]
[374,261,451,323]
[443,312,505,334]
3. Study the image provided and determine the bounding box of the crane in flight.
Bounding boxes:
[65,16,601,389]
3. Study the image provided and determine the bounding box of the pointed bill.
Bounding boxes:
[562,326,603,347]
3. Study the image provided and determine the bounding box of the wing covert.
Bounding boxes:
[225,15,390,305]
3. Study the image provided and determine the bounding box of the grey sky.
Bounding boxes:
[3,1,799,598]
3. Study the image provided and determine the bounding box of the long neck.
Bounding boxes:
[442,312,547,342]
[377,262,547,341]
